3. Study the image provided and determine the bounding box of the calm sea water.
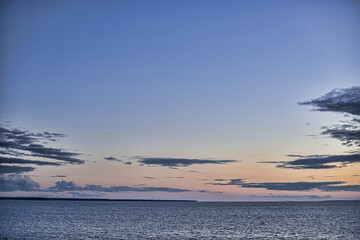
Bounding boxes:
[0,200,359,239]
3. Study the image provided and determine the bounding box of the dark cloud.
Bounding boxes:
[24,144,83,164]
[0,174,40,192]
[84,185,192,193]
[208,179,246,185]
[166,177,185,179]
[144,177,156,179]
[318,185,360,192]
[257,88,360,173]
[105,157,133,165]
[47,180,81,191]
[300,87,360,148]
[321,124,360,147]
[0,156,61,166]
[299,86,360,116]
[0,177,205,193]
[239,181,344,191]
[136,157,237,167]
[0,125,84,172]
[277,154,360,169]
[250,194,332,200]
[46,180,193,193]
[207,179,360,192]
[51,175,67,178]
[197,190,222,194]
[0,165,35,174]
[104,156,122,162]
[68,191,106,198]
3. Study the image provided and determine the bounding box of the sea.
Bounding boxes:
[0,200,359,239]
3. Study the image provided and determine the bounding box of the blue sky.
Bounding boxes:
[1,0,360,201]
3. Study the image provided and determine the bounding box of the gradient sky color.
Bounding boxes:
[1,0,360,201]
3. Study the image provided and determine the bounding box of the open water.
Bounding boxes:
[0,200,359,239]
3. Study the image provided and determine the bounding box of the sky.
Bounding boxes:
[1,0,360,201]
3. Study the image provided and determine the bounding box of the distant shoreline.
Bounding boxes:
[0,197,197,202]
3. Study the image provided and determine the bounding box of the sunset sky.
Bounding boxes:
[1,0,360,201]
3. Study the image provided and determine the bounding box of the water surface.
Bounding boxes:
[0,200,359,239]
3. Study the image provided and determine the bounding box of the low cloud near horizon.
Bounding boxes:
[207,179,360,192]
[0,174,218,194]
[136,157,238,167]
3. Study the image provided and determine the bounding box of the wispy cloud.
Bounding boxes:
[0,123,84,174]
[136,157,237,167]
[321,123,360,147]
[209,178,246,185]
[249,194,332,200]
[48,181,193,193]
[265,154,360,169]
[144,177,156,179]
[207,179,360,192]
[0,156,62,166]
[104,156,122,162]
[0,165,35,174]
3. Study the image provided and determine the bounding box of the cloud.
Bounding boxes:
[317,185,360,192]
[208,179,246,185]
[136,157,237,167]
[0,176,212,194]
[104,157,133,165]
[207,179,360,192]
[321,124,360,147]
[0,165,35,174]
[239,181,344,191]
[84,185,192,193]
[47,180,81,191]
[276,154,360,169]
[45,180,194,193]
[299,86,360,116]
[68,191,106,198]
[144,177,156,179]
[0,124,84,172]
[0,174,40,192]
[197,190,222,194]
[104,156,122,162]
[0,156,61,166]
[299,87,360,148]
[51,175,67,178]
[250,194,332,200]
